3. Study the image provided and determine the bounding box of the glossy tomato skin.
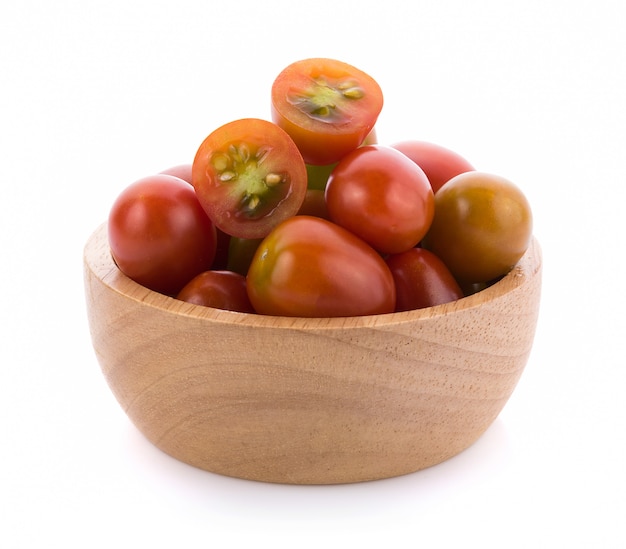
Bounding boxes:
[304,128,378,191]
[192,118,307,239]
[422,171,533,283]
[176,270,254,313]
[325,145,435,255]
[160,163,193,185]
[271,58,383,165]
[246,216,396,317]
[391,140,475,193]
[385,248,464,311]
[108,174,217,295]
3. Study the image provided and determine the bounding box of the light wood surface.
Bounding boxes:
[84,223,542,484]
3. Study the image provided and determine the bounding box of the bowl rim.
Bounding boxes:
[84,222,541,331]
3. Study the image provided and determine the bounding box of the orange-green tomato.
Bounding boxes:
[246,216,396,317]
[422,171,532,284]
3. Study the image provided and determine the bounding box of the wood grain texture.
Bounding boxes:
[84,223,542,484]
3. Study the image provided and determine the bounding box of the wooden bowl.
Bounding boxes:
[84,223,542,484]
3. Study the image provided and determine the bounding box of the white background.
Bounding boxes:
[2,1,625,547]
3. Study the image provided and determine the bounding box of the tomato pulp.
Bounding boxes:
[271,58,383,166]
[192,118,307,239]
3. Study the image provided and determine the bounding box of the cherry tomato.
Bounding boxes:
[325,145,435,254]
[247,216,396,317]
[271,58,383,165]
[422,171,533,283]
[176,270,254,313]
[385,248,464,311]
[108,174,217,295]
[391,140,475,193]
[304,128,378,191]
[160,163,193,185]
[192,118,307,239]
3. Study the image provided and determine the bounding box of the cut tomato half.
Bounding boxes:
[271,58,383,165]
[192,118,307,239]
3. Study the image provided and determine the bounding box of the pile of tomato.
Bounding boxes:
[107,58,533,317]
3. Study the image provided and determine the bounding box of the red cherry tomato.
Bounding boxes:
[304,127,378,191]
[385,248,464,311]
[325,145,435,254]
[391,140,475,193]
[159,163,193,185]
[422,171,533,283]
[192,118,307,239]
[176,270,254,313]
[108,174,217,295]
[271,58,383,165]
[246,216,396,317]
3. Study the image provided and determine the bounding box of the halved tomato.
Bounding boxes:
[192,118,307,239]
[271,58,383,165]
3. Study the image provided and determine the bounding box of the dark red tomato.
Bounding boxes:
[422,171,533,283]
[108,174,217,295]
[385,248,464,311]
[192,118,307,239]
[176,270,254,313]
[271,58,383,165]
[247,216,396,317]
[325,145,435,254]
[160,163,193,185]
[391,140,475,193]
